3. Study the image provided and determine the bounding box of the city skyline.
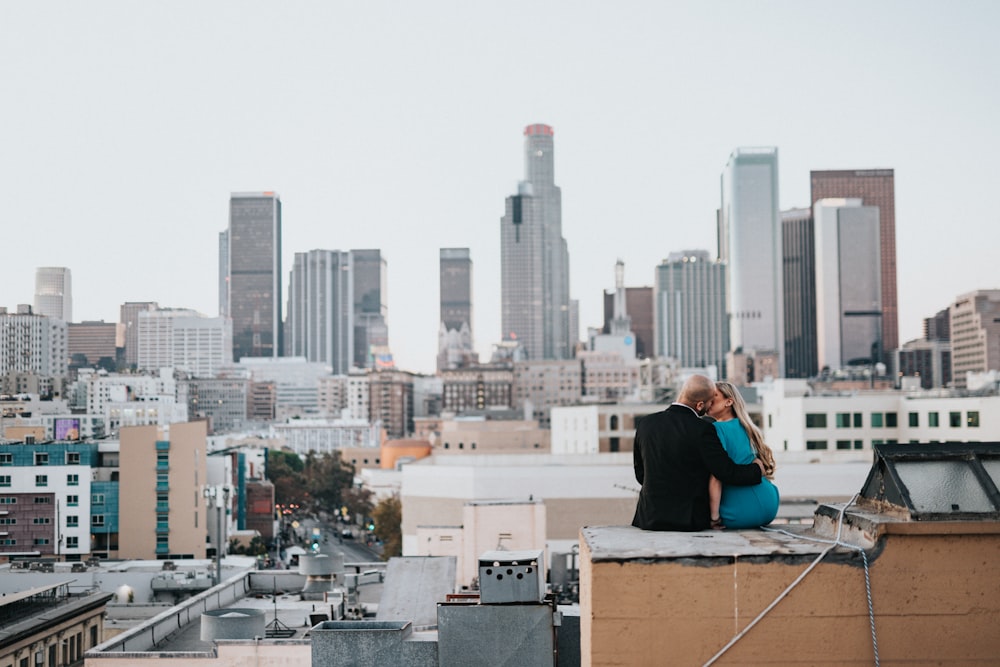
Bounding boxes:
[1,2,998,374]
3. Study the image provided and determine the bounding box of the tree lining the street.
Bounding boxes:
[266,449,369,518]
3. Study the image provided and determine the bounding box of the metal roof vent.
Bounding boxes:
[300,553,344,599]
[200,608,266,641]
[860,443,1000,520]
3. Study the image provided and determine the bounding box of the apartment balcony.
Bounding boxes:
[155,523,170,534]
[156,481,170,492]
[155,502,170,513]
[156,461,170,472]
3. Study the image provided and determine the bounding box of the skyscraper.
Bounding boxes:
[814,198,882,370]
[351,249,389,369]
[223,192,282,361]
[120,301,159,368]
[781,207,818,379]
[439,248,475,371]
[949,290,1000,388]
[719,148,784,376]
[810,169,898,357]
[285,249,354,374]
[500,123,571,360]
[34,267,72,322]
[654,250,729,372]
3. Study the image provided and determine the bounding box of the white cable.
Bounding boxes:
[703,496,879,667]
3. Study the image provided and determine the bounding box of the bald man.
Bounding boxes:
[632,375,764,531]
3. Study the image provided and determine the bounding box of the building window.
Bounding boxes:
[92,494,105,505]
[909,412,919,427]
[854,440,863,450]
[0,453,11,465]
[805,414,827,428]
[805,440,828,450]
[0,475,9,487]
[67,515,79,527]
[66,536,79,549]
[836,440,852,450]
[34,496,50,503]
[34,452,49,465]
[853,413,862,427]
[929,412,939,427]
[0,497,16,504]
[886,413,898,427]
[0,538,15,546]
[92,515,105,527]
[968,411,980,427]
[0,518,14,525]
[67,494,79,506]
[67,474,79,486]
[36,475,48,487]
[33,517,51,524]
[835,413,851,428]
[67,451,81,465]
[871,413,884,428]
[34,538,50,546]
[949,412,961,428]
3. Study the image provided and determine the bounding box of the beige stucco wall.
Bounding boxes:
[119,422,207,559]
[581,532,1000,666]
[545,498,635,540]
[404,496,635,543]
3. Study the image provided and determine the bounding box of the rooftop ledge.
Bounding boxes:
[582,524,829,562]
[583,501,1000,563]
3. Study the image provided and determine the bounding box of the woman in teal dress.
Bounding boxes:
[706,382,780,529]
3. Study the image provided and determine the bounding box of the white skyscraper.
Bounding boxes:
[285,249,354,374]
[655,251,728,372]
[34,266,72,322]
[719,147,784,376]
[814,198,882,370]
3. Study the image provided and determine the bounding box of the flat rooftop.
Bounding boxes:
[582,524,830,562]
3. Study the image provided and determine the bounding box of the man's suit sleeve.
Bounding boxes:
[633,426,645,484]
[699,426,761,486]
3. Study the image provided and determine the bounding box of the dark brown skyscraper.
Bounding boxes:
[781,208,818,378]
[439,248,475,370]
[810,170,898,357]
[223,192,282,361]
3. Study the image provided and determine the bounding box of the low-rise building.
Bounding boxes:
[759,379,1000,453]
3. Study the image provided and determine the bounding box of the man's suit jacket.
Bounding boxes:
[631,404,762,531]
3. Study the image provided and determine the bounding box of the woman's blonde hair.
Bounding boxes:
[715,381,776,478]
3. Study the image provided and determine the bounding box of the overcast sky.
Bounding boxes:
[2,1,998,374]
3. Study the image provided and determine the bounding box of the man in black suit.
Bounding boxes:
[632,374,764,531]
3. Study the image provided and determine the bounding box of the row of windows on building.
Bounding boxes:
[805,439,904,450]
[0,473,84,487]
[803,411,980,429]
[0,537,78,546]
[0,493,105,504]
[0,451,83,465]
